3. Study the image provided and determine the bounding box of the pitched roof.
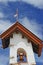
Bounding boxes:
[0,22,42,44]
[0,22,43,57]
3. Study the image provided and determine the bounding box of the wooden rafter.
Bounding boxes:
[38,45,42,57]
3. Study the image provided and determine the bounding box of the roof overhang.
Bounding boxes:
[0,22,43,57]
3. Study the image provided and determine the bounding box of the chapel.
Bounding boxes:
[0,22,42,65]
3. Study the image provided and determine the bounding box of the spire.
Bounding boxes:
[14,8,19,21]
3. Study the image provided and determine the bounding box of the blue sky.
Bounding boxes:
[0,0,43,65]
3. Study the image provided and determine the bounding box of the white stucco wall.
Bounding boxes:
[10,32,36,65]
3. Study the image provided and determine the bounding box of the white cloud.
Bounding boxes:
[0,0,43,9]
[0,11,12,34]
[0,20,12,34]
[0,12,8,19]
[22,0,43,9]
[19,17,43,40]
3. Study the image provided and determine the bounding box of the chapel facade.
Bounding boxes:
[0,22,42,65]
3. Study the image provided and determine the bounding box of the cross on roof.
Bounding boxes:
[14,8,19,21]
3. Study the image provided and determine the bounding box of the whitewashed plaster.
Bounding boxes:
[10,32,36,65]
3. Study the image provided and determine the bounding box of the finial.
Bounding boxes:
[14,8,18,21]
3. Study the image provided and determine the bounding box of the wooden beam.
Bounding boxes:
[10,34,13,38]
[2,37,10,48]
[28,39,31,43]
[15,29,19,34]
[2,39,6,48]
[38,45,42,57]
[22,34,24,38]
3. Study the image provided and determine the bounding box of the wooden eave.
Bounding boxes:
[0,22,42,57]
[0,22,42,44]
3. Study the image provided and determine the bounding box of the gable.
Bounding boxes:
[0,22,42,57]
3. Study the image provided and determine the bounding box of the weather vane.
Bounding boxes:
[14,8,19,21]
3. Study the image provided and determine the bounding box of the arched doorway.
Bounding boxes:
[17,48,27,63]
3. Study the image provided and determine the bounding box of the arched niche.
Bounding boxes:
[17,48,27,63]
